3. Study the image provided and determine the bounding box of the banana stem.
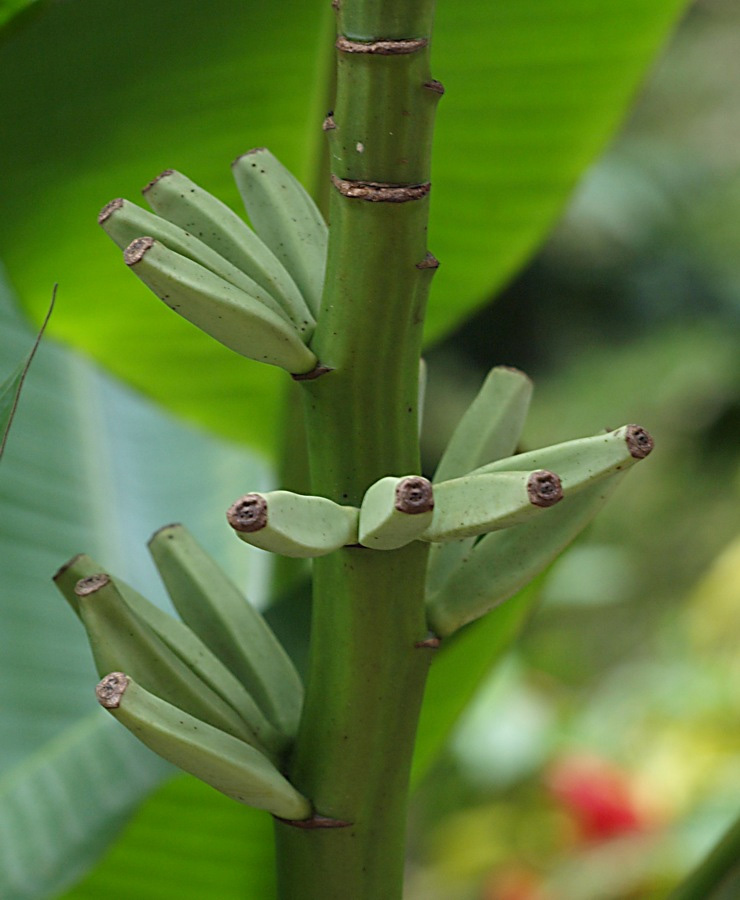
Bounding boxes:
[273,1,440,896]
[667,811,740,900]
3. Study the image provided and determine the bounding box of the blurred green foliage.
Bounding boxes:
[411,2,740,896]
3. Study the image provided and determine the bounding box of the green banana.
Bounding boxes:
[426,474,628,637]
[420,469,563,543]
[96,673,312,820]
[69,573,267,749]
[53,554,288,758]
[433,366,533,483]
[226,490,359,558]
[142,169,314,332]
[471,424,654,485]
[98,197,302,332]
[358,475,434,550]
[148,524,304,738]
[123,237,317,375]
[232,148,327,317]
[428,365,533,586]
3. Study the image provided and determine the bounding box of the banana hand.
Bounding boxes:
[99,197,298,332]
[142,169,313,331]
[65,571,267,749]
[426,475,627,637]
[54,553,288,758]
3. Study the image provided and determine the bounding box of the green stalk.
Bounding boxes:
[274,2,440,897]
[668,811,740,900]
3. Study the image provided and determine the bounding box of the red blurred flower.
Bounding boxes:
[547,754,652,844]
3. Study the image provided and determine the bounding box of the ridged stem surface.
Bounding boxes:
[274,1,439,897]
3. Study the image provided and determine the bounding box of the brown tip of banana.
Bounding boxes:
[96,672,129,709]
[395,476,434,514]
[124,236,155,266]
[227,494,268,533]
[74,573,111,596]
[625,425,654,460]
[527,470,563,508]
[98,198,124,225]
[142,169,176,194]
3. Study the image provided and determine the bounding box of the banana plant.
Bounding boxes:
[6,0,737,899]
[47,3,661,896]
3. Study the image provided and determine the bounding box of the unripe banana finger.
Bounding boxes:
[148,524,304,739]
[420,470,563,543]
[433,366,533,483]
[472,424,654,487]
[232,148,327,317]
[98,198,302,332]
[70,572,264,749]
[142,169,314,331]
[426,475,627,637]
[226,490,359,558]
[96,673,312,820]
[358,475,434,550]
[123,237,317,375]
[54,552,287,757]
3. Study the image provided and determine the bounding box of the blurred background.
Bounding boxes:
[412,0,740,896]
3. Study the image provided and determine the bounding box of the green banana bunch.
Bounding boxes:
[96,673,311,820]
[148,524,304,739]
[358,475,435,550]
[226,490,359,558]
[65,571,269,749]
[424,424,654,635]
[53,553,288,758]
[142,168,316,331]
[100,152,331,377]
[98,197,297,331]
[232,148,327,317]
[122,237,317,375]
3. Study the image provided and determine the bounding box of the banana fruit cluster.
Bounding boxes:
[225,367,653,640]
[53,526,311,821]
[84,148,655,813]
[99,149,327,376]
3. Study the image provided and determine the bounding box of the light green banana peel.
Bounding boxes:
[96,673,311,821]
[226,490,359,558]
[148,523,304,739]
[232,148,328,318]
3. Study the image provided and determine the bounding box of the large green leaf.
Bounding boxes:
[62,775,275,900]
[0,286,53,460]
[0,0,46,32]
[0,0,688,451]
[0,269,270,897]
